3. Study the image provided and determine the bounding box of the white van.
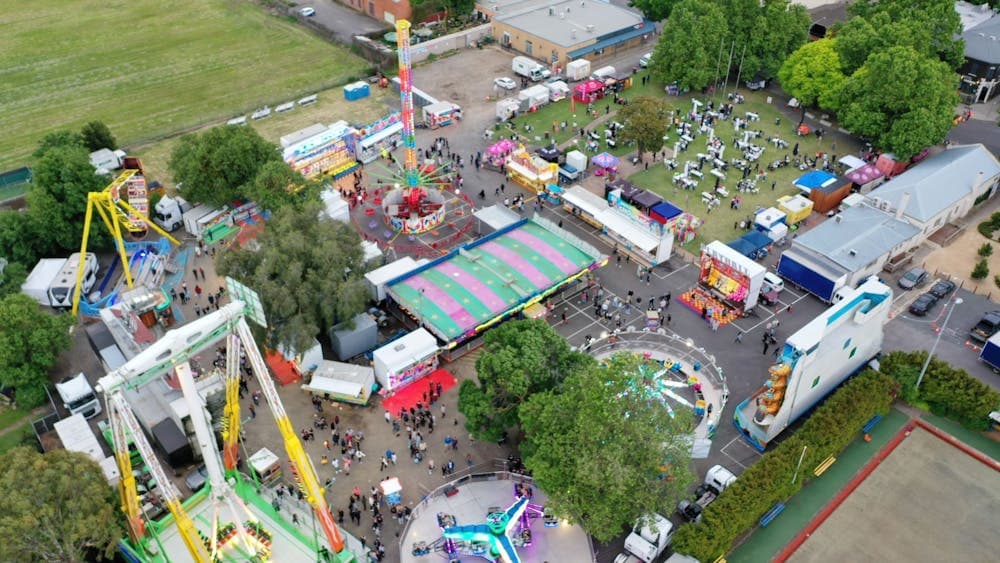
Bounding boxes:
[762,272,784,295]
[590,66,616,81]
[48,253,99,309]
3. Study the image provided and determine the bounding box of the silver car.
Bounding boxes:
[898,267,927,290]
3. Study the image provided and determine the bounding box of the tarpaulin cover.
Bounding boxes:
[651,201,682,221]
[794,170,837,190]
[631,190,663,210]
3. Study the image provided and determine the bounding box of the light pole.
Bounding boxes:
[916,297,962,390]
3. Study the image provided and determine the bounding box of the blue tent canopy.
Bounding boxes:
[651,201,682,221]
[742,230,772,250]
[794,170,837,191]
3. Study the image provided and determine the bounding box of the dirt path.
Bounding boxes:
[921,201,1000,297]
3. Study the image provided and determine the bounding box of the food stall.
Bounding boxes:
[249,448,282,487]
[506,147,558,193]
[540,183,563,205]
[776,194,814,225]
[794,170,853,214]
[754,207,789,241]
[650,201,683,224]
[485,139,517,170]
[544,80,570,101]
[422,101,462,129]
[372,328,439,392]
[302,360,376,405]
[591,152,619,177]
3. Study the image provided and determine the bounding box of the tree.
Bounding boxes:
[616,96,673,160]
[519,354,695,542]
[26,144,110,255]
[0,212,42,266]
[79,121,118,152]
[777,39,846,110]
[32,130,84,159]
[459,319,592,441]
[838,0,964,73]
[719,0,810,82]
[168,125,282,207]
[244,160,316,212]
[216,201,368,353]
[0,261,28,299]
[0,294,73,407]
[0,447,121,561]
[978,243,994,257]
[972,259,989,280]
[651,0,728,92]
[630,0,682,21]
[835,46,958,159]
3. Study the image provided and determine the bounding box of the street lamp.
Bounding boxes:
[915,298,962,390]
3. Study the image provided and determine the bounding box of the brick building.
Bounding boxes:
[340,0,412,24]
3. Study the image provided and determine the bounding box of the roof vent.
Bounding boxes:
[849,249,857,256]
[835,214,842,223]
[571,29,576,38]
[587,24,595,32]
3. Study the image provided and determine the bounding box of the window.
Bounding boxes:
[811,375,821,388]
[849,347,857,359]
[843,338,851,350]
[525,40,533,55]
[368,1,374,16]
[502,32,510,46]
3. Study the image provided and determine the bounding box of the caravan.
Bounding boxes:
[47,253,99,309]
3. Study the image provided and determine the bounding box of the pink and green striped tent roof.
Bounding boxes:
[386,219,602,342]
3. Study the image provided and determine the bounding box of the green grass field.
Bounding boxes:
[0,0,369,171]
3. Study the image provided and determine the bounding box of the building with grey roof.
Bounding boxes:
[777,204,920,300]
[867,144,1000,237]
[957,1,1000,101]
[484,0,655,68]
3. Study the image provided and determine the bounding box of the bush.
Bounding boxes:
[880,350,1000,431]
[995,275,1000,289]
[972,259,989,280]
[671,369,897,561]
[978,243,994,257]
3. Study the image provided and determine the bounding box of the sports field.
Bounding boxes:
[787,424,1000,562]
[0,0,368,171]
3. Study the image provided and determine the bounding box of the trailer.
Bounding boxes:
[566,59,591,81]
[979,331,1000,372]
[21,258,66,306]
[777,249,847,303]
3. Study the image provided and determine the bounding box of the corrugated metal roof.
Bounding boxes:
[794,205,920,272]
[964,14,1000,64]
[867,145,1000,223]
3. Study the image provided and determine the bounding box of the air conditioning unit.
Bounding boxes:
[586,24,595,32]
[880,199,891,211]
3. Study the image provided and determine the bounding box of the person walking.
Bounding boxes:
[762,333,770,355]
[561,309,568,325]
[735,331,744,343]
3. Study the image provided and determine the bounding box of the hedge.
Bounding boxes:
[671,369,898,561]
[879,350,1000,431]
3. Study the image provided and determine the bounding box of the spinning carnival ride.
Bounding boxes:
[99,302,355,562]
[378,19,450,234]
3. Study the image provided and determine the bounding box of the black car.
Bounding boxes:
[928,279,956,299]
[908,293,940,316]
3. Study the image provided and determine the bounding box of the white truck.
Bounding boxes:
[21,253,99,308]
[615,513,674,563]
[182,204,226,238]
[56,373,102,420]
[153,195,192,232]
[89,148,128,173]
[512,56,551,82]
[677,465,737,523]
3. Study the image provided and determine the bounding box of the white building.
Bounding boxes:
[866,144,1000,244]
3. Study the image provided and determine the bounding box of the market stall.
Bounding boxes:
[380,477,402,506]
[372,328,439,392]
[573,80,605,103]
[591,152,619,177]
[650,201,683,224]
[540,183,563,205]
[630,190,663,215]
[776,194,814,225]
[536,146,562,164]
[794,170,853,213]
[667,212,703,244]
[506,147,558,193]
[485,139,517,170]
[843,161,884,194]
[302,360,376,405]
[754,207,789,241]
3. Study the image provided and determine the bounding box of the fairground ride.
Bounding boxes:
[72,158,180,315]
[97,301,355,562]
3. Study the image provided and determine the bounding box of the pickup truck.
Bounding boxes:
[677,465,737,523]
[970,310,1000,344]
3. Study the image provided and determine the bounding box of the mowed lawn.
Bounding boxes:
[0,0,368,171]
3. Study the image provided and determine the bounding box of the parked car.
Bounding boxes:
[639,53,652,68]
[898,267,927,290]
[494,76,516,90]
[299,7,316,16]
[928,279,956,298]
[185,464,209,492]
[908,293,939,316]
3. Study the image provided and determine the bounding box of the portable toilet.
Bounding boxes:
[344,81,371,101]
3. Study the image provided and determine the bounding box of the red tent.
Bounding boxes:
[573,80,605,103]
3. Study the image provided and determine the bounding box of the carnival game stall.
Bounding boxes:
[680,241,765,324]
[282,120,359,179]
[355,113,404,164]
[573,80,605,103]
[372,328,439,392]
[649,201,682,224]
[669,213,703,244]
[536,146,562,164]
[540,183,563,205]
[486,139,517,171]
[506,147,558,193]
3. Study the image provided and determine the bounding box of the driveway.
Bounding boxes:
[291,0,389,44]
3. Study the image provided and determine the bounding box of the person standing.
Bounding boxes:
[735,331,744,343]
